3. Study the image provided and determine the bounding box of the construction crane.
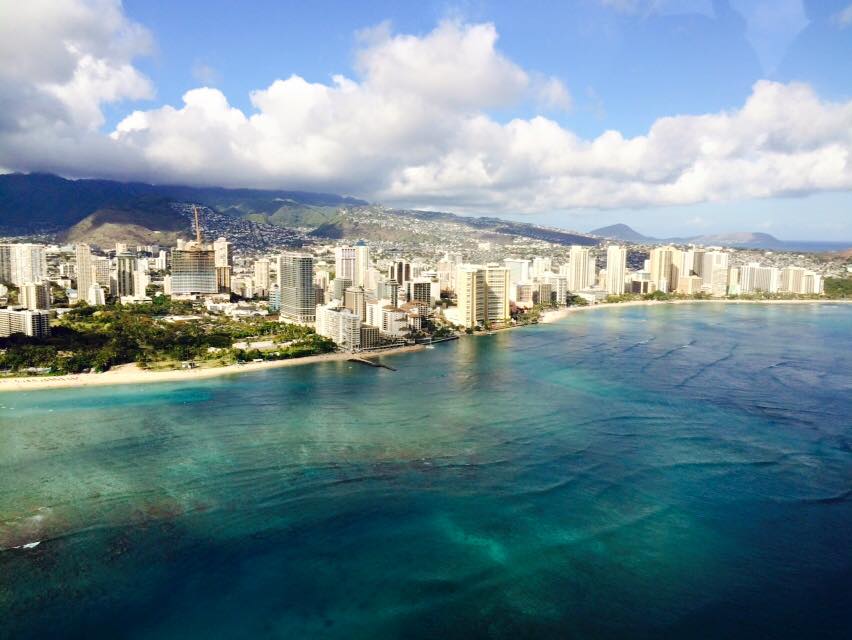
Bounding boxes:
[192,204,203,245]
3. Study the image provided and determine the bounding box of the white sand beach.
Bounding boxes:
[0,344,425,393]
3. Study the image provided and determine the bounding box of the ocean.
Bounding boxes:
[1,303,850,638]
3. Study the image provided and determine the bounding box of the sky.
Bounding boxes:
[1,0,851,240]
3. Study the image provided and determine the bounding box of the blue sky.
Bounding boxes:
[2,0,851,240]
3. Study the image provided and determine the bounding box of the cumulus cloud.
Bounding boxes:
[0,0,153,131]
[1,0,851,216]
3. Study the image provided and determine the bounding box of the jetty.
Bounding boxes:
[347,357,398,371]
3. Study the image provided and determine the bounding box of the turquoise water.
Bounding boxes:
[1,304,850,638]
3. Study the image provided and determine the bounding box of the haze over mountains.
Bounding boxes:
[589,223,850,253]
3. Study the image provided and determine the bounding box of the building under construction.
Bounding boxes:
[170,206,218,296]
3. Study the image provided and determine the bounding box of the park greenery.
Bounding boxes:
[0,298,335,376]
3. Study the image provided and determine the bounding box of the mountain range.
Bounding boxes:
[0,173,597,249]
[589,223,850,253]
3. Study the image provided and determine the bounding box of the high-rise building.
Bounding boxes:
[20,281,51,310]
[171,246,217,295]
[269,284,281,312]
[536,273,568,305]
[213,237,233,268]
[335,245,370,288]
[484,264,510,324]
[375,279,400,307]
[75,244,93,299]
[779,266,822,294]
[9,244,47,286]
[93,257,111,290]
[408,278,434,306]
[455,264,510,328]
[740,263,780,294]
[254,258,271,297]
[388,260,412,288]
[87,283,106,306]
[278,252,316,322]
[116,254,136,297]
[566,245,591,291]
[0,245,12,284]
[0,308,50,338]
[649,246,682,293]
[456,265,486,328]
[780,267,805,293]
[700,251,730,296]
[331,277,353,301]
[605,246,627,295]
[344,286,367,321]
[316,305,361,350]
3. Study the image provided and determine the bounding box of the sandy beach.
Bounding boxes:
[0,344,425,393]
[539,297,850,323]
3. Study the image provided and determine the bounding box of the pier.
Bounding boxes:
[347,357,398,371]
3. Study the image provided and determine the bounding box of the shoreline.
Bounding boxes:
[538,298,851,324]
[0,299,847,393]
[0,344,424,393]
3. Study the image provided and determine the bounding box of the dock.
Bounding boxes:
[347,357,398,371]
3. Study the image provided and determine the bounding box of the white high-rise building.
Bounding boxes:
[701,251,730,296]
[484,264,511,324]
[9,244,47,286]
[605,246,627,295]
[740,263,780,294]
[455,264,511,328]
[566,245,591,291]
[254,258,271,297]
[0,308,50,338]
[456,265,485,328]
[316,305,362,350]
[335,245,370,288]
[20,281,51,310]
[75,244,93,299]
[213,237,233,268]
[87,283,106,306]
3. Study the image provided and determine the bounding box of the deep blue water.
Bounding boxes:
[1,303,850,639]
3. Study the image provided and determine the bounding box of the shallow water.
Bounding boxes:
[1,304,850,638]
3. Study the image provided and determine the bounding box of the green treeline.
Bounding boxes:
[0,299,335,375]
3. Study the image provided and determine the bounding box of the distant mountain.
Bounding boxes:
[0,173,367,233]
[689,232,781,248]
[589,223,653,243]
[0,173,603,249]
[587,222,834,251]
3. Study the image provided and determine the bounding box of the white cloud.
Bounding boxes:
[0,0,153,131]
[536,77,573,112]
[1,1,851,217]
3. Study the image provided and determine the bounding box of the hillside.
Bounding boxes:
[0,173,366,233]
[63,199,190,247]
[1,173,603,249]
[589,222,801,249]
